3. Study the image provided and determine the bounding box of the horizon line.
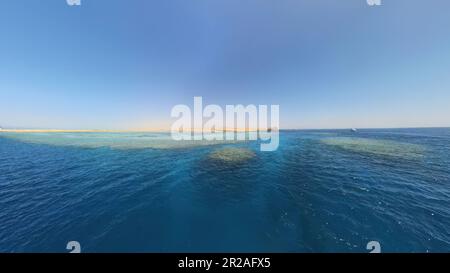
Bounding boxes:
[1,126,449,133]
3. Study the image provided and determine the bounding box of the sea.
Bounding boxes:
[0,128,449,252]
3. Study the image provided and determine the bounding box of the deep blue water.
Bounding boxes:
[0,128,449,253]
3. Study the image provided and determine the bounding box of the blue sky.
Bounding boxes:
[0,0,449,130]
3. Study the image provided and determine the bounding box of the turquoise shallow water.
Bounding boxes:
[0,128,449,252]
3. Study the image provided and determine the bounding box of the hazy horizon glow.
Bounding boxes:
[1,0,450,130]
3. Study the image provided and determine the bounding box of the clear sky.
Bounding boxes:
[1,0,449,130]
